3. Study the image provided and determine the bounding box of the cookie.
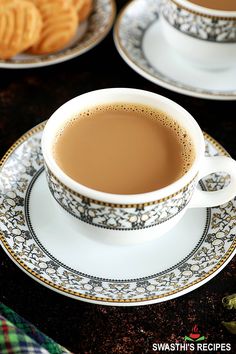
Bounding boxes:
[29,0,78,55]
[0,0,42,59]
[72,0,93,22]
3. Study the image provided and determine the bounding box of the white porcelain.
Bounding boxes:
[113,0,236,100]
[0,123,236,305]
[160,0,236,69]
[0,0,116,69]
[41,88,236,244]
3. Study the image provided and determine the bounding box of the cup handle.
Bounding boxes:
[189,156,236,208]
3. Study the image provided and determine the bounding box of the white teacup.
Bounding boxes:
[160,0,236,70]
[42,88,236,244]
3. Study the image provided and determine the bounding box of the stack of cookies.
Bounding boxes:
[0,0,93,59]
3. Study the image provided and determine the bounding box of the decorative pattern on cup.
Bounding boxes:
[45,165,197,231]
[161,0,236,42]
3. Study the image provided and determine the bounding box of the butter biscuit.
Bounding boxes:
[29,0,78,54]
[70,0,93,22]
[0,0,42,59]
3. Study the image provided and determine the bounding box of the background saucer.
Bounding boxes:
[114,0,236,100]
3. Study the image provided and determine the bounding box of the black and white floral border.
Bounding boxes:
[46,165,196,231]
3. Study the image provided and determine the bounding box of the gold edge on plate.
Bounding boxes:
[0,233,235,303]
[203,132,231,157]
[0,121,46,168]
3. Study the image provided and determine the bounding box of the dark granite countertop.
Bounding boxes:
[0,1,236,353]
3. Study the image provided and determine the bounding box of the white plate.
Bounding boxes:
[114,0,236,100]
[0,0,116,69]
[0,122,235,306]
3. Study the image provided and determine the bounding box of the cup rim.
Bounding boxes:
[171,0,236,17]
[41,88,204,204]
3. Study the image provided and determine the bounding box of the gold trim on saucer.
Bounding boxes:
[0,235,235,303]
[0,122,46,168]
[203,132,230,157]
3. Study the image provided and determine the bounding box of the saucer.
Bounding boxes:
[0,0,116,69]
[114,0,236,100]
[0,123,236,306]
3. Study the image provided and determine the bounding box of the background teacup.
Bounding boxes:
[160,0,236,70]
[42,88,236,244]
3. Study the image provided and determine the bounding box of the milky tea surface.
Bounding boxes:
[188,0,236,11]
[53,104,195,194]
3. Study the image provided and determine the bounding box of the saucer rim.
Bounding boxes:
[0,122,235,306]
[113,0,236,101]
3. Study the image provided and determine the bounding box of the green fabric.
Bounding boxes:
[0,316,48,354]
[0,303,72,354]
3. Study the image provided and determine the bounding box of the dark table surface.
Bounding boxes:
[0,1,236,353]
